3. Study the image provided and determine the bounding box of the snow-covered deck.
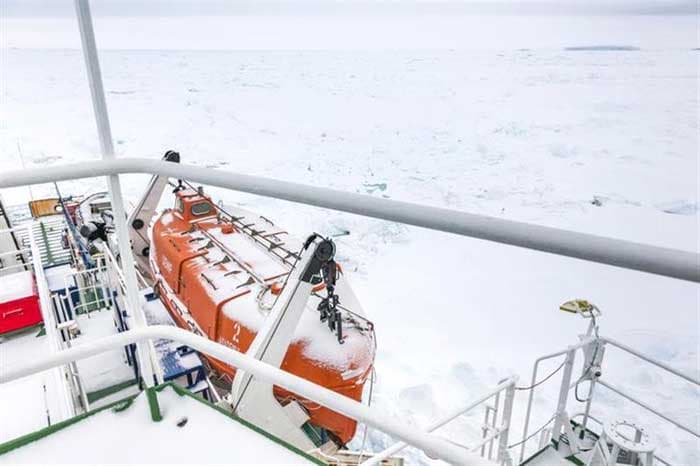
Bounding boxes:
[0,385,321,464]
[0,328,71,443]
[73,310,135,394]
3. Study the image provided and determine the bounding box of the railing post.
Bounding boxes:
[28,225,76,420]
[497,380,516,465]
[581,341,602,433]
[552,347,576,450]
[74,0,160,421]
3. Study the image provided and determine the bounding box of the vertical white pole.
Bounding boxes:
[582,339,602,433]
[552,348,576,449]
[73,0,160,419]
[74,0,114,157]
[497,382,516,465]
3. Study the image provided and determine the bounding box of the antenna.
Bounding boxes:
[16,140,35,201]
[561,298,601,339]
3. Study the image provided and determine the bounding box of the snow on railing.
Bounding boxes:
[0,325,492,466]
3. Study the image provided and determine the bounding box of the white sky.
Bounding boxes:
[1,0,696,17]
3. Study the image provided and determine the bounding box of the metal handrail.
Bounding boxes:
[601,337,700,386]
[518,335,699,463]
[0,249,30,258]
[596,379,699,438]
[518,338,594,462]
[0,158,697,283]
[0,325,490,466]
[0,226,27,235]
[0,263,34,273]
[581,337,700,440]
[362,377,517,466]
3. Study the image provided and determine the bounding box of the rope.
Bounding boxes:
[356,366,376,465]
[515,359,567,391]
[516,314,600,394]
[507,415,556,449]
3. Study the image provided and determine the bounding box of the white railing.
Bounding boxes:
[26,223,77,421]
[594,337,700,439]
[517,335,700,464]
[0,325,494,466]
[0,226,30,274]
[0,158,698,284]
[99,246,165,385]
[518,338,593,462]
[0,263,33,273]
[0,249,30,258]
[61,263,112,317]
[362,376,517,466]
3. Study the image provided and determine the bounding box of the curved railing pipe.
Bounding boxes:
[0,158,697,283]
[0,325,492,466]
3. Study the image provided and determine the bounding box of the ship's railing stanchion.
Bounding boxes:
[73,0,160,421]
[550,346,577,452]
[518,338,593,463]
[496,381,516,464]
[360,376,518,466]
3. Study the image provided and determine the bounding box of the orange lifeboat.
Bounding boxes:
[149,188,376,445]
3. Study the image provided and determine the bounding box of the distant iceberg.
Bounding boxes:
[565,45,641,51]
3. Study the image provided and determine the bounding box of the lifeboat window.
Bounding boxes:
[191,202,212,216]
[175,198,184,213]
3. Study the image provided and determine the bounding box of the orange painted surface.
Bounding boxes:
[150,189,375,445]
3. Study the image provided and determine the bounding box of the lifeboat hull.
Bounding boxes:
[150,189,376,445]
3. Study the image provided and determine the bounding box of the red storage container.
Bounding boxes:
[0,270,43,335]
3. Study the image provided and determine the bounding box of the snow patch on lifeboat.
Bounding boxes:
[149,205,373,372]
[160,211,175,226]
[219,272,374,372]
[209,227,287,280]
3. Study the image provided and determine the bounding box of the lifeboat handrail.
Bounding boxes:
[0,325,491,466]
[0,157,697,284]
[196,185,302,268]
[196,225,270,285]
